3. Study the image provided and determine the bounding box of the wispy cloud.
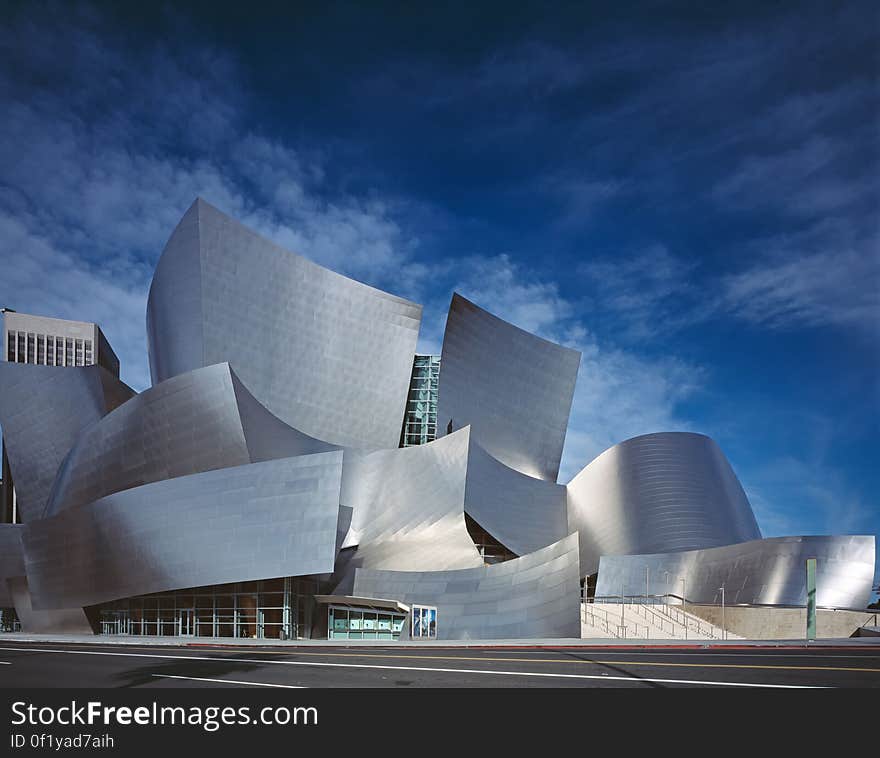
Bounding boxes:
[577,245,700,339]
[573,217,879,338]
[416,253,704,480]
[0,8,425,390]
[713,135,875,217]
[0,7,701,472]
[720,246,879,331]
[1,0,875,575]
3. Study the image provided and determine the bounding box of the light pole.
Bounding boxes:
[663,570,670,610]
[645,566,650,606]
[719,585,726,641]
[680,576,687,640]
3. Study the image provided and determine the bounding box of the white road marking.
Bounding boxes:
[152,674,305,688]
[479,649,880,660]
[0,646,824,688]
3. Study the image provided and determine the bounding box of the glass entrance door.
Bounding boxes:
[101,611,129,635]
[178,608,195,636]
[410,605,437,639]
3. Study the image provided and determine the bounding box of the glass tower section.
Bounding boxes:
[400,355,440,447]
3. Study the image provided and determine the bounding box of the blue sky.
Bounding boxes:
[0,3,877,592]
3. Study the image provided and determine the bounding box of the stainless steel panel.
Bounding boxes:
[334,427,483,591]
[44,363,337,517]
[0,362,135,522]
[567,432,762,576]
[145,200,204,385]
[436,293,580,482]
[6,575,94,634]
[147,198,421,450]
[353,532,582,640]
[464,440,568,556]
[0,525,24,606]
[595,535,876,609]
[23,452,344,610]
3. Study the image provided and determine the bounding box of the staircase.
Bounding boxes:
[581,598,739,641]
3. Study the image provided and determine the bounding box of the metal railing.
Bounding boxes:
[581,603,617,637]
[584,591,879,640]
[586,594,723,639]
[581,601,651,639]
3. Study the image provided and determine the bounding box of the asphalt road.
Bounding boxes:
[0,642,879,688]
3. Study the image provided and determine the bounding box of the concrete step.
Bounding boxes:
[583,602,739,641]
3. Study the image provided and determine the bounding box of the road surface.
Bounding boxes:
[1,641,878,688]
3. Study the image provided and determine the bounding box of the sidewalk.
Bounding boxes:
[1,632,878,649]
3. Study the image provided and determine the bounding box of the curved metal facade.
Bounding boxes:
[595,535,876,609]
[44,363,336,517]
[333,427,483,591]
[464,440,568,557]
[436,293,580,482]
[145,199,204,384]
[4,199,873,638]
[0,525,25,607]
[353,532,582,640]
[23,453,344,610]
[146,198,422,450]
[6,576,94,634]
[567,432,762,576]
[0,362,135,522]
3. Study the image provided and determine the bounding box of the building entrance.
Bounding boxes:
[178,608,194,636]
[411,605,437,639]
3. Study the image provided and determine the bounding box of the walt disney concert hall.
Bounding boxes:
[0,199,874,640]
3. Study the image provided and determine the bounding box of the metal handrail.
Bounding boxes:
[625,597,678,636]
[586,592,878,640]
[581,601,656,639]
[581,603,618,637]
[590,595,722,639]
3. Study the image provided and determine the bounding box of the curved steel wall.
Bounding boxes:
[146,198,422,450]
[22,453,344,610]
[567,432,761,576]
[44,363,336,517]
[0,362,135,522]
[353,532,582,640]
[436,293,580,482]
[334,427,483,591]
[0,525,25,607]
[44,363,249,517]
[6,576,94,634]
[145,199,204,384]
[464,440,568,557]
[595,535,876,609]
[229,370,338,463]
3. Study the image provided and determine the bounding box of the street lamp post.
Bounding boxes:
[663,571,670,610]
[719,585,726,641]
[645,566,650,606]
[680,576,687,641]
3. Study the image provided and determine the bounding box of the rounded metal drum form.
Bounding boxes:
[567,432,761,576]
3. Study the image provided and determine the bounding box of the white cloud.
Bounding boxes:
[560,346,702,480]
[574,223,879,337]
[416,253,704,481]
[4,5,869,542]
[720,246,879,331]
[0,210,151,390]
[451,254,578,340]
[577,245,701,339]
[0,10,426,391]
